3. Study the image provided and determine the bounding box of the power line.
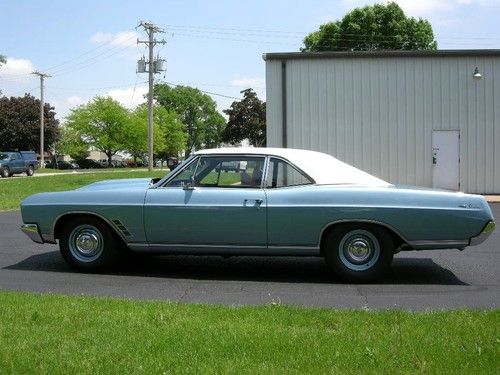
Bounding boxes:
[162,81,241,100]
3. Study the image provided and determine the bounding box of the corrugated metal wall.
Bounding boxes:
[266,55,500,193]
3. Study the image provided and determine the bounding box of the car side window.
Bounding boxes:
[166,158,200,187]
[266,158,314,188]
[197,156,265,188]
[166,156,266,188]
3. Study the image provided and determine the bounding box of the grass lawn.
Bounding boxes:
[0,170,167,211]
[0,291,498,374]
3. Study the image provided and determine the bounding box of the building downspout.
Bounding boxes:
[281,60,287,148]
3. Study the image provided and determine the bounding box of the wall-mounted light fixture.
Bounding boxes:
[473,67,483,79]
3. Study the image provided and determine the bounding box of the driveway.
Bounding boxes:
[1,207,499,310]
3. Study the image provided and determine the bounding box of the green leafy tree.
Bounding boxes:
[154,84,226,156]
[302,2,437,52]
[65,97,131,166]
[56,126,89,160]
[0,94,59,152]
[222,89,266,147]
[127,104,186,162]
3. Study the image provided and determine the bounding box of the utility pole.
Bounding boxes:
[31,71,51,168]
[137,21,166,171]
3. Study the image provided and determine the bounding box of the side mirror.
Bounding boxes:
[149,177,161,186]
[182,176,195,190]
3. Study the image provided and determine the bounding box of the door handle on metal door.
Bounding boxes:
[244,199,263,207]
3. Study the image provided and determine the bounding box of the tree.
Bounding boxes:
[127,104,186,162]
[222,89,266,147]
[0,94,59,152]
[154,84,226,156]
[65,97,131,166]
[56,126,89,161]
[302,2,437,52]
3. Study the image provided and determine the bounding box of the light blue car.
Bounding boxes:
[20,148,495,282]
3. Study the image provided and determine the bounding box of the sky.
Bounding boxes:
[1,0,499,121]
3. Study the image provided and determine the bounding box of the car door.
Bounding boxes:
[144,155,267,248]
[10,153,23,173]
[264,157,319,249]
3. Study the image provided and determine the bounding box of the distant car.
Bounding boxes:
[75,159,103,169]
[0,151,39,177]
[20,148,495,282]
[45,161,77,170]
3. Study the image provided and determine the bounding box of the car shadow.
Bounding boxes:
[5,250,469,286]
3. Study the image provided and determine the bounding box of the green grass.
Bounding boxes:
[35,168,69,174]
[0,170,167,211]
[0,291,498,374]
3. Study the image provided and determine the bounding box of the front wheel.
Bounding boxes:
[1,167,10,178]
[324,224,394,283]
[26,165,34,176]
[59,217,120,271]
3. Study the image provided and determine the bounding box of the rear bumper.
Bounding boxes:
[469,221,496,246]
[21,224,44,244]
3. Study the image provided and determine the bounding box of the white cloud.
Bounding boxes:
[90,31,138,48]
[106,85,148,109]
[230,77,265,88]
[0,57,35,80]
[66,95,86,106]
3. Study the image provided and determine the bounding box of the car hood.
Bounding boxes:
[76,178,153,191]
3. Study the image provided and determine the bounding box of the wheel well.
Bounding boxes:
[319,222,406,255]
[53,213,126,246]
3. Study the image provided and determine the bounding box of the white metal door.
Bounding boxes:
[432,130,460,190]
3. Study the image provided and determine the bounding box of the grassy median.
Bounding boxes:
[0,170,167,211]
[0,291,498,374]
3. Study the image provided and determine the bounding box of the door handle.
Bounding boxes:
[244,198,263,206]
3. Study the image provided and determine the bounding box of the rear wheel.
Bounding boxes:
[324,224,394,282]
[59,217,120,271]
[1,167,10,178]
[26,165,34,176]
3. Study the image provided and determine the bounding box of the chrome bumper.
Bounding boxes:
[21,224,44,244]
[469,221,495,246]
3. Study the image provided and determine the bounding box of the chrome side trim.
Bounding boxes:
[469,221,495,246]
[407,240,469,250]
[21,224,44,244]
[128,243,320,256]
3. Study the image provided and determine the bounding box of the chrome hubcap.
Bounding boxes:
[338,230,380,271]
[347,240,371,262]
[75,233,100,254]
[68,225,104,262]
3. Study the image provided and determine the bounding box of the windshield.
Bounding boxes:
[0,153,9,160]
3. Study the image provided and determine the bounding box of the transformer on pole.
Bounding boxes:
[137,21,166,171]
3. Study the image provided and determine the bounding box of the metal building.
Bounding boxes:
[264,50,500,194]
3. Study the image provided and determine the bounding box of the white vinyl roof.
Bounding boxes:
[195,148,390,186]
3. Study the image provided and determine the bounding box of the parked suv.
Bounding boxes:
[0,151,39,178]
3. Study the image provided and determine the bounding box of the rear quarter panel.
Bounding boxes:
[265,185,492,247]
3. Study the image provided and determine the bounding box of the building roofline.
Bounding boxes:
[262,49,500,61]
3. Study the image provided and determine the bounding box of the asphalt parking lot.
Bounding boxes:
[1,207,498,310]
